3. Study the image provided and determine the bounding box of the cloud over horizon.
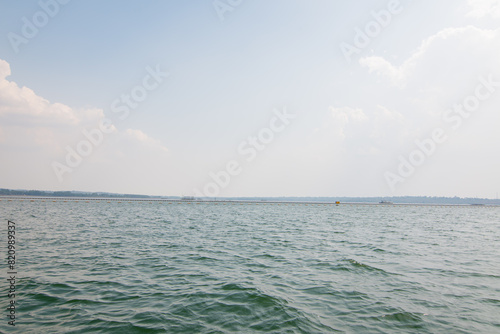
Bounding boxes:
[0,58,169,193]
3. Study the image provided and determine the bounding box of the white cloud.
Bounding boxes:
[329,106,368,139]
[373,105,403,122]
[359,56,408,87]
[0,64,80,126]
[356,25,500,196]
[328,105,411,155]
[0,58,169,191]
[125,128,168,152]
[331,106,368,122]
[0,59,11,80]
[466,0,500,18]
[360,26,500,88]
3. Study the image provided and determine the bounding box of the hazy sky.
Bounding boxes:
[1,0,499,198]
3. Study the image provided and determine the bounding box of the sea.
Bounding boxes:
[1,199,499,333]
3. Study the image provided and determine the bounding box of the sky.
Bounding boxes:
[0,0,499,198]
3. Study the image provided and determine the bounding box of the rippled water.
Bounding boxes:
[1,200,499,333]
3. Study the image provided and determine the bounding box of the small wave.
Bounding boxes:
[304,258,396,277]
[30,291,62,304]
[481,298,500,304]
[83,318,167,333]
[300,285,370,302]
[423,267,500,279]
[343,258,391,275]
[163,282,339,333]
[379,311,426,322]
[189,255,221,262]
[361,310,428,332]
[65,298,103,306]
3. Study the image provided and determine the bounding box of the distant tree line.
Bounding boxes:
[0,188,153,199]
[1,189,498,204]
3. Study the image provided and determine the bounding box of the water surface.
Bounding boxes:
[1,200,499,333]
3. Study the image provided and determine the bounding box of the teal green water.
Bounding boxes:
[1,201,499,333]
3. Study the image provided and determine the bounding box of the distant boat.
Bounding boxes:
[181,196,195,201]
[379,200,393,204]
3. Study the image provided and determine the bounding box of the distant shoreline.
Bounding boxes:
[1,188,499,205]
[1,195,499,207]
